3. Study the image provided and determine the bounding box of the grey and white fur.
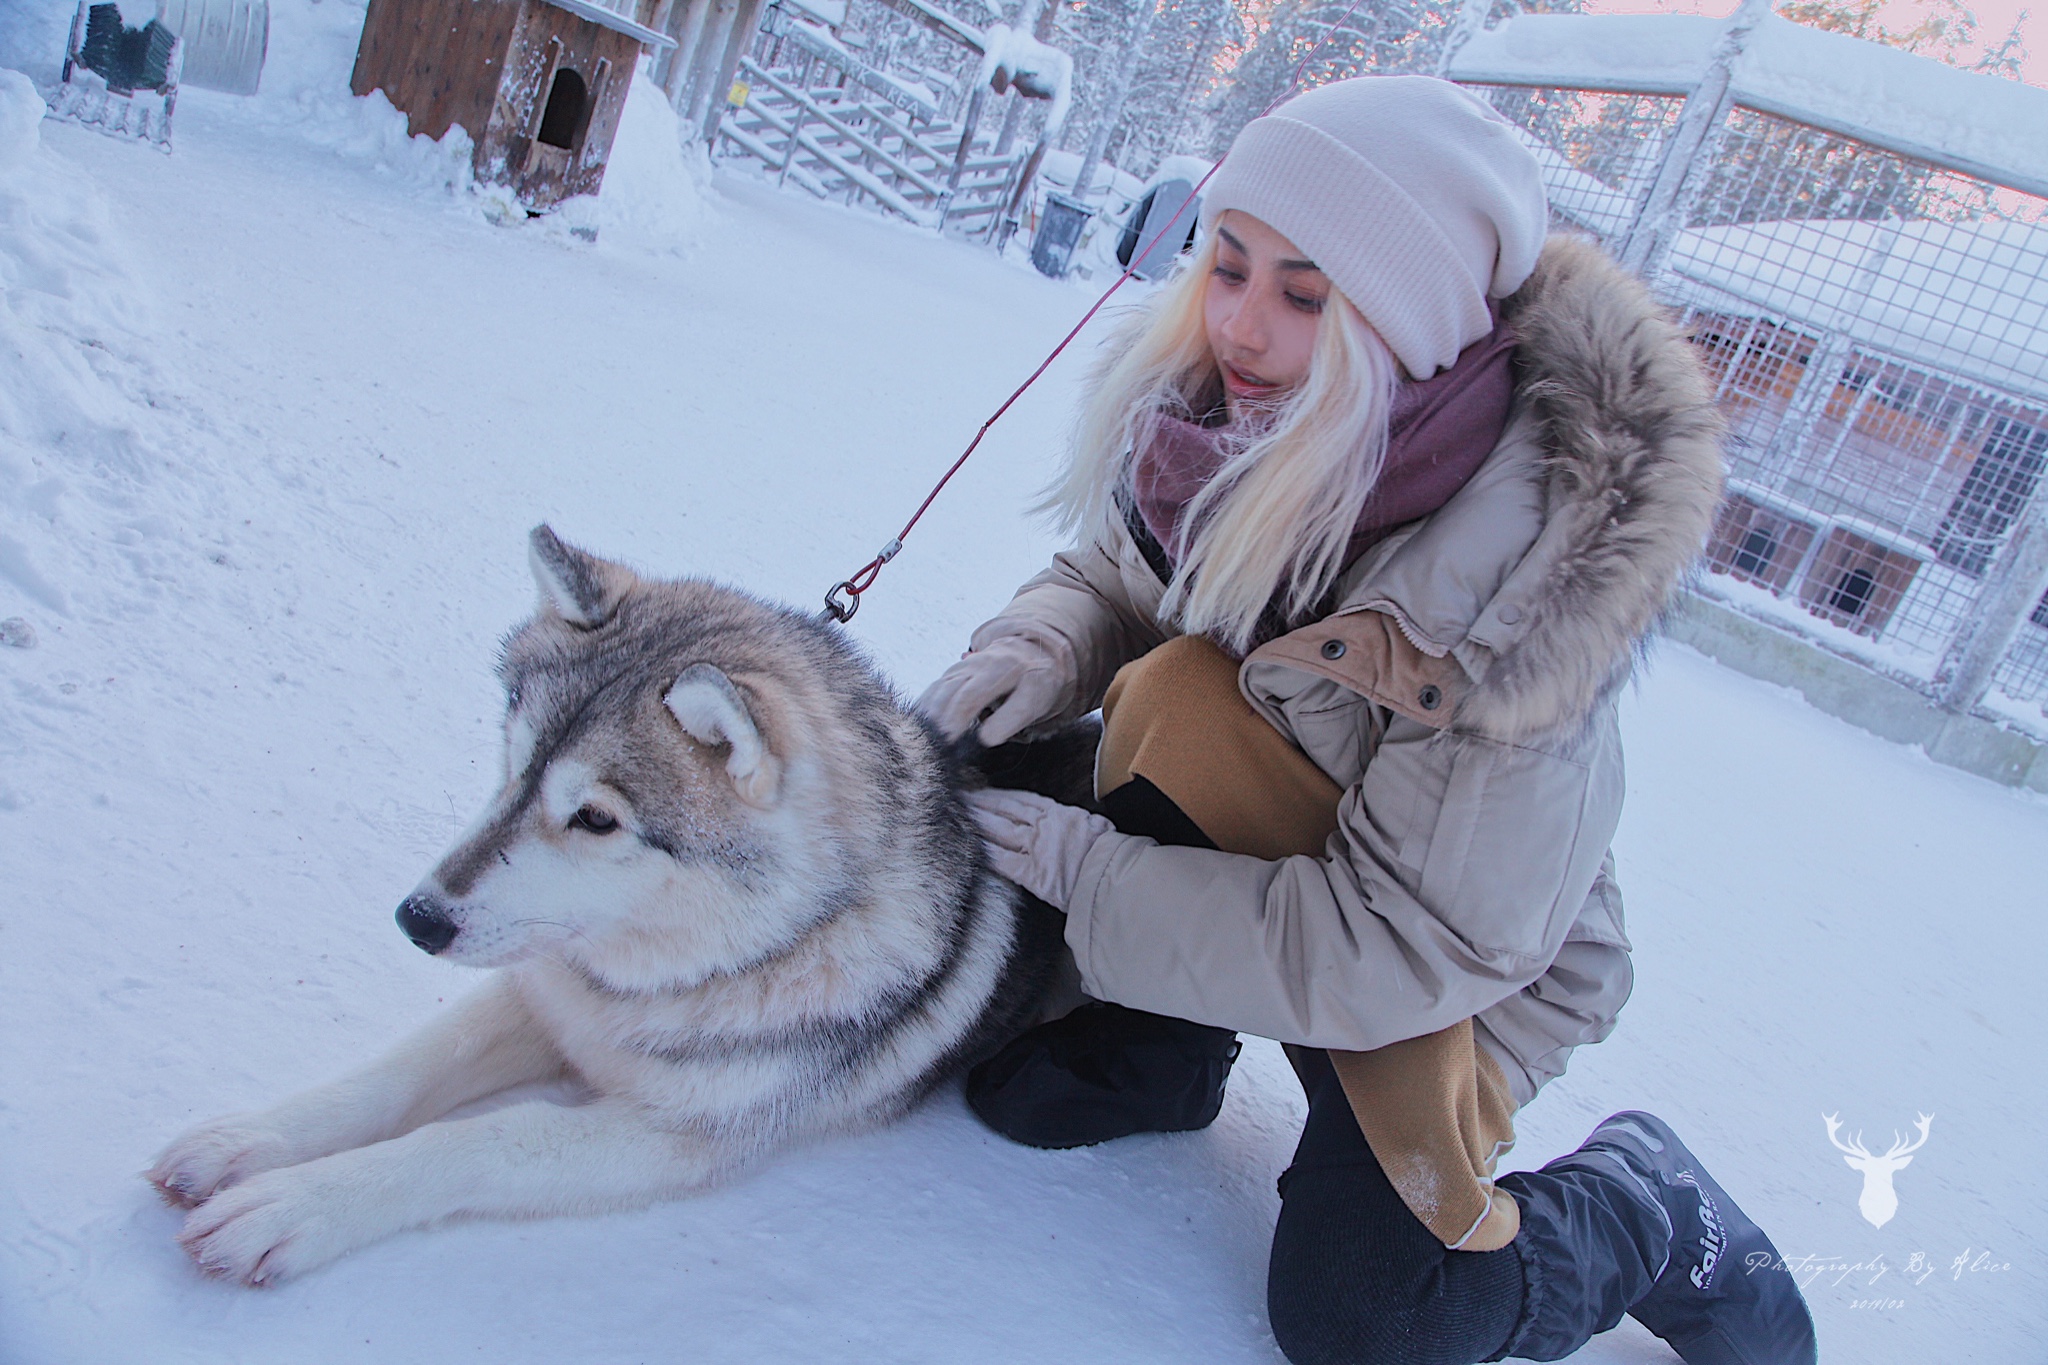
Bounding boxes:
[147,526,1061,1285]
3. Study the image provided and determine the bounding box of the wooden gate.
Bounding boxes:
[716,2,1030,233]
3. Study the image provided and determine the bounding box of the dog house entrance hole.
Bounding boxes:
[537,67,588,150]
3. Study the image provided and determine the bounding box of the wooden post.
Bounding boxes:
[682,0,740,128]
[779,95,810,185]
[660,0,714,103]
[698,0,767,143]
[944,85,989,195]
[1935,501,2048,713]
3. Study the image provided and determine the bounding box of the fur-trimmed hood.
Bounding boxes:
[1264,235,1726,743]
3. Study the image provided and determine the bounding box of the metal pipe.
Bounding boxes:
[1935,499,2048,712]
[1617,0,1772,275]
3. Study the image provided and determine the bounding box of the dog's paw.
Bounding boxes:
[147,1116,297,1209]
[175,1161,378,1286]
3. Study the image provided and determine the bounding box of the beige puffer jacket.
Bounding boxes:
[969,238,1725,1106]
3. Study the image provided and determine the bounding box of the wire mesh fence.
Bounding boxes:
[1471,81,2048,719]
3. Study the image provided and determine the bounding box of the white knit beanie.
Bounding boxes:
[1201,75,1549,379]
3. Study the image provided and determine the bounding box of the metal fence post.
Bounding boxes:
[1934,502,2048,713]
[1616,0,1771,276]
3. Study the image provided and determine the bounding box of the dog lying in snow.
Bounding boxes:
[147,526,1062,1284]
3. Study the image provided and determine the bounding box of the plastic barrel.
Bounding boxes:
[155,0,267,95]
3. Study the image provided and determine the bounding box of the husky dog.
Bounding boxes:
[147,526,1061,1285]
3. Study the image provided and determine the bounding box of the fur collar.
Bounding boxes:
[1454,235,1725,740]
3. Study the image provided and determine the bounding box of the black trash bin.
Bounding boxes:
[1031,193,1092,280]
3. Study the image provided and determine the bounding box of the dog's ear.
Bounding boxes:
[529,524,635,629]
[665,664,781,807]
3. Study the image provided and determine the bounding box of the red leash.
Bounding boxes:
[820,9,1371,624]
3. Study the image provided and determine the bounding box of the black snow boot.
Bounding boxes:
[964,1001,1241,1149]
[1548,1111,1819,1365]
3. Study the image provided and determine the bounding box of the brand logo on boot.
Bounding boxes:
[1676,1170,1727,1289]
[1824,1111,1932,1228]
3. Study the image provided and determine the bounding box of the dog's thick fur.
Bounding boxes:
[147,527,1061,1284]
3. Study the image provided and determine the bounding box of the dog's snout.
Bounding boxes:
[396,894,459,955]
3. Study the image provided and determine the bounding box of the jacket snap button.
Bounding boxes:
[1418,684,1443,710]
[1321,638,1347,660]
[1497,605,1523,625]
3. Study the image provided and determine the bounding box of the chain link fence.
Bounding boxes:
[1468,80,2048,726]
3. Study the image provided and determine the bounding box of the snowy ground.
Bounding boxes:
[3,12,2044,1361]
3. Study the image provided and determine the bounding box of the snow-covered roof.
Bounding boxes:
[782,0,846,28]
[1511,132,1640,239]
[1660,216,2048,400]
[1449,12,2048,199]
[542,0,677,48]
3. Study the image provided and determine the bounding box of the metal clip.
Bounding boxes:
[821,581,860,624]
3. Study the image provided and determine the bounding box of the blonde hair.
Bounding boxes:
[1040,236,1402,653]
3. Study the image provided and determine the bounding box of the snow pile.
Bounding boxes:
[976,24,1073,137]
[214,0,476,198]
[561,69,711,253]
[0,67,156,482]
[0,0,71,85]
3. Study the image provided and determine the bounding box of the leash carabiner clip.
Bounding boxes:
[821,580,861,623]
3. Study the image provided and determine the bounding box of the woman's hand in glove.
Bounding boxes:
[965,787,1116,911]
[914,634,1068,747]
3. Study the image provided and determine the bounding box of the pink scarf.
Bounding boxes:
[1132,318,1519,577]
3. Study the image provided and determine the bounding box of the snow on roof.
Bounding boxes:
[1661,215,2048,400]
[1510,132,1640,239]
[782,0,847,28]
[1145,154,1215,193]
[1449,12,2048,199]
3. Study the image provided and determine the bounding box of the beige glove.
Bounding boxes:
[966,787,1117,911]
[914,633,1069,746]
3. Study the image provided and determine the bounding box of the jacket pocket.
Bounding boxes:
[1397,728,1606,963]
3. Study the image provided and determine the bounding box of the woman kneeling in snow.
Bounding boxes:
[921,76,1818,1365]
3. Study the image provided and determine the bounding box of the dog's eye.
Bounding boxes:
[570,805,619,835]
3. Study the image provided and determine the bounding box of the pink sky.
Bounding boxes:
[1579,0,2047,86]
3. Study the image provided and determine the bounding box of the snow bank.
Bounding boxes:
[556,68,711,253]
[0,67,155,480]
[976,24,1073,137]
[0,0,72,86]
[1449,11,2048,197]
[210,0,476,197]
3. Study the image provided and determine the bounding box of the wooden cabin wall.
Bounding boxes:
[479,6,639,207]
[351,0,520,143]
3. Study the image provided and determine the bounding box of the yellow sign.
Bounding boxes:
[728,81,750,107]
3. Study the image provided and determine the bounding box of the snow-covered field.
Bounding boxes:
[2,8,2044,1360]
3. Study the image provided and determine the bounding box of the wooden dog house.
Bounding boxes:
[351,0,675,209]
